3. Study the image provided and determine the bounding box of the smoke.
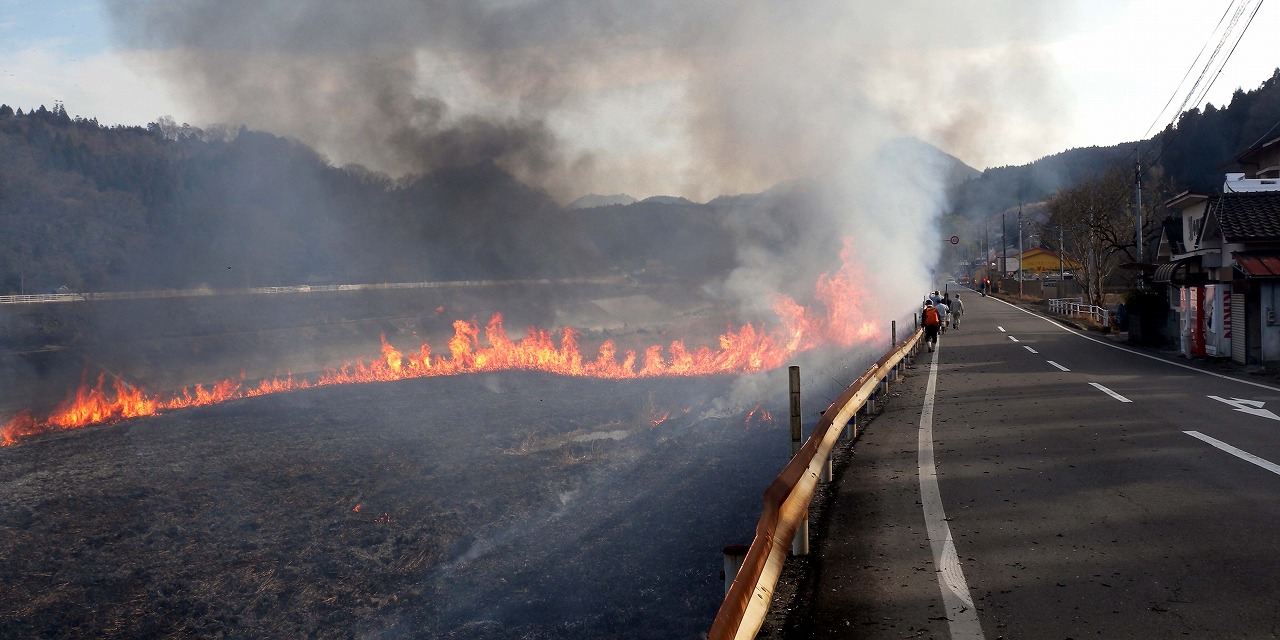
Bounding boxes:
[104,1,1070,198]
[103,0,1072,341]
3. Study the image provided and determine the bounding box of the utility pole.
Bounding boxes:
[984,222,990,282]
[1018,203,1024,297]
[1001,213,1007,294]
[1134,159,1144,287]
[1059,224,1065,295]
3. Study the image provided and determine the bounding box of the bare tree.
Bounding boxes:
[1044,165,1169,306]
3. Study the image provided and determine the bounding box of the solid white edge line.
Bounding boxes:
[987,295,1280,393]
[1023,346,1038,354]
[1047,360,1070,372]
[1089,382,1132,403]
[1184,431,1280,476]
[918,344,986,639]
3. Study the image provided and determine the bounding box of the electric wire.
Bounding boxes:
[1137,0,1238,142]
[1142,0,1266,173]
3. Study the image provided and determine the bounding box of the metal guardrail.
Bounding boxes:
[708,328,924,639]
[1048,297,1111,326]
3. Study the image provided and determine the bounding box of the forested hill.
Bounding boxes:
[1155,68,1280,193]
[0,104,612,293]
[948,68,1280,220]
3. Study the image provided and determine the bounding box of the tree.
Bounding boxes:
[1042,164,1172,306]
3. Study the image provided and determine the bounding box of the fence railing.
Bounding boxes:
[708,328,923,639]
[1048,297,1110,326]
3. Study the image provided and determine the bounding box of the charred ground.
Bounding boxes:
[0,283,875,638]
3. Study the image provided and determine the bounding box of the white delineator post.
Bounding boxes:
[722,545,749,597]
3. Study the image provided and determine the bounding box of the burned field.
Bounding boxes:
[1,346,796,638]
[0,279,883,637]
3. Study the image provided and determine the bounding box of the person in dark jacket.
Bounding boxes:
[921,300,941,352]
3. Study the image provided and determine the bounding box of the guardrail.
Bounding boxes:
[1049,297,1110,326]
[708,327,923,639]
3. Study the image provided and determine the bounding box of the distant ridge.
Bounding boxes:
[640,195,696,206]
[565,193,637,209]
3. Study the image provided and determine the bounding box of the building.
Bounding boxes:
[1014,247,1082,278]
[1156,136,1280,363]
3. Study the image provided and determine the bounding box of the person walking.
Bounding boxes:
[936,298,950,335]
[921,300,941,352]
[951,293,964,329]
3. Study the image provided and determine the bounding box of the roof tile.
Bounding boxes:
[1215,191,1280,241]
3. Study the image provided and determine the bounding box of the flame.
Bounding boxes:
[744,404,775,427]
[650,411,671,426]
[1,241,883,446]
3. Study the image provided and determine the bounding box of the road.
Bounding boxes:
[776,290,1280,639]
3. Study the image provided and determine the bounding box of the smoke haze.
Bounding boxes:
[102,0,1073,331]
[104,1,1070,199]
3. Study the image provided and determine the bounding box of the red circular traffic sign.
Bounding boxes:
[949,235,959,245]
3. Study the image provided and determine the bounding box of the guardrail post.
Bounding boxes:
[867,388,876,415]
[844,412,856,440]
[722,545,749,597]
[789,366,802,456]
[792,510,809,556]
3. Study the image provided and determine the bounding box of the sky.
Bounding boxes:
[0,0,1277,200]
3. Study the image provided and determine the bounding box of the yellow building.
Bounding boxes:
[1017,247,1081,275]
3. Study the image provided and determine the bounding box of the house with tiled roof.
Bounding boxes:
[1157,138,1280,363]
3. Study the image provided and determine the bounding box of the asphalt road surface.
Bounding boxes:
[778,291,1280,639]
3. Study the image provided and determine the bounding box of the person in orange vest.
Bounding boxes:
[921,300,941,352]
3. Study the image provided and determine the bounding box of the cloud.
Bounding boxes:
[0,45,181,124]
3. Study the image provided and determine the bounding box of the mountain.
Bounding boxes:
[639,195,696,206]
[565,193,637,209]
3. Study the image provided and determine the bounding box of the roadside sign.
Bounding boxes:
[949,235,959,245]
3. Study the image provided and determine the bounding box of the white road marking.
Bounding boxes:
[987,295,1280,393]
[1023,346,1038,354]
[1047,361,1070,372]
[1089,382,1131,403]
[1207,396,1280,422]
[1184,431,1280,477]
[918,345,985,639]
[997,326,1006,332]
[1008,336,1019,343]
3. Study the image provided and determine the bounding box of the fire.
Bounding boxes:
[744,404,775,425]
[651,411,671,426]
[1,243,883,446]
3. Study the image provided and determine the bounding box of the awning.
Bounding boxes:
[1152,257,1208,285]
[1234,252,1280,278]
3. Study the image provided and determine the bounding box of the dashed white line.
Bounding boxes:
[997,326,1006,332]
[918,345,986,639]
[1008,336,1020,343]
[1047,361,1070,372]
[1023,346,1038,354]
[1089,382,1131,403]
[986,294,1280,393]
[1185,431,1280,477]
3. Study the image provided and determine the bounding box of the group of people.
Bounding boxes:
[920,290,964,352]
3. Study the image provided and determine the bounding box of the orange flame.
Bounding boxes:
[1,242,883,446]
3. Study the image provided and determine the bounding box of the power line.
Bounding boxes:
[1138,0,1238,142]
[1141,0,1266,173]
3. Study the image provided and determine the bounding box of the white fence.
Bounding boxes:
[1049,297,1111,327]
